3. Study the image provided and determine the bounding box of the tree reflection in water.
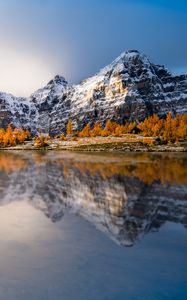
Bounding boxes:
[0,151,186,246]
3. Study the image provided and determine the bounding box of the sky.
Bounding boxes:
[0,0,187,96]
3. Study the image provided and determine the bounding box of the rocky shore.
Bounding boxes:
[1,136,186,152]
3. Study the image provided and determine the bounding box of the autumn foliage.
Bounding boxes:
[34,134,50,148]
[78,124,91,137]
[66,119,73,135]
[78,120,136,138]
[0,126,30,147]
[77,112,187,143]
[138,112,187,143]
[60,133,67,141]
[0,112,186,147]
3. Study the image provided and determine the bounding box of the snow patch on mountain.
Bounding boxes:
[0,50,187,135]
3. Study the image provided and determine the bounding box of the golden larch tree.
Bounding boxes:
[66,119,73,135]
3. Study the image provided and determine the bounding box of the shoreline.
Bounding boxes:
[0,136,186,152]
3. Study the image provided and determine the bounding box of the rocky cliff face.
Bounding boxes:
[0,50,187,135]
[0,152,186,246]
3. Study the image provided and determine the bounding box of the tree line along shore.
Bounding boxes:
[0,112,186,150]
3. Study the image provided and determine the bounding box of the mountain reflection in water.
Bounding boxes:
[0,151,186,247]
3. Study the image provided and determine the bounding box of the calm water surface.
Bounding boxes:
[0,151,186,300]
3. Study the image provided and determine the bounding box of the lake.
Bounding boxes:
[0,151,186,300]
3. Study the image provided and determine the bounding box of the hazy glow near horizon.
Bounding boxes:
[0,49,54,96]
[0,0,187,96]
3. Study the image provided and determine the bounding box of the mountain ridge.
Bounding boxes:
[0,50,187,135]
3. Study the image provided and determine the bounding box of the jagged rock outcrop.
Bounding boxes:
[0,75,68,134]
[0,152,186,246]
[0,50,187,135]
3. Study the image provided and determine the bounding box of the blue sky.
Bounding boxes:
[0,0,187,96]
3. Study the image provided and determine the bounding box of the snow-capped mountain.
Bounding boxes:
[0,75,68,134]
[0,50,187,135]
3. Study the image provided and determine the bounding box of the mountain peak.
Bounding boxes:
[98,50,151,77]
[0,49,186,135]
[113,49,149,66]
[47,75,68,87]
[30,75,68,105]
[120,49,140,58]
